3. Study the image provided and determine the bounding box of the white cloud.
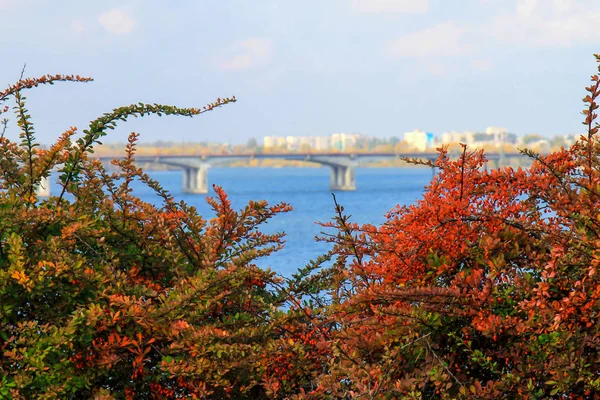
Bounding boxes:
[218,38,272,71]
[487,0,600,48]
[352,0,428,14]
[387,21,468,58]
[471,58,493,71]
[70,20,85,34]
[516,0,537,17]
[98,8,136,35]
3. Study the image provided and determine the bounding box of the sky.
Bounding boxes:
[1,0,599,145]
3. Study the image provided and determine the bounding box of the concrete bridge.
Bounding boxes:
[104,151,521,194]
[36,151,523,196]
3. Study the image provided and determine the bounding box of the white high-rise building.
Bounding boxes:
[404,129,434,151]
[485,127,507,146]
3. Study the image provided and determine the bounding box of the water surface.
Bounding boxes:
[51,167,433,276]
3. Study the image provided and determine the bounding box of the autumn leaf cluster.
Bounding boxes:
[0,75,323,399]
[2,56,600,399]
[312,55,600,399]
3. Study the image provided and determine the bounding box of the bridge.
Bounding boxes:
[36,151,524,196]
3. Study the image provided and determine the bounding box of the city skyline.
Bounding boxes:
[1,0,598,145]
[261,127,570,152]
[93,128,574,156]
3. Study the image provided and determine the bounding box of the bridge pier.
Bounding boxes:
[329,165,356,191]
[182,166,208,194]
[35,175,51,197]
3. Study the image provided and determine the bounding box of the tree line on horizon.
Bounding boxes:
[1,56,600,398]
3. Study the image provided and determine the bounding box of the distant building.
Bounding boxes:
[263,136,276,149]
[285,136,299,151]
[296,136,317,151]
[441,127,516,148]
[473,127,517,147]
[404,129,434,151]
[486,126,507,143]
[314,136,330,151]
[264,133,363,151]
[331,133,362,151]
[441,131,476,146]
[263,136,287,149]
[425,132,435,148]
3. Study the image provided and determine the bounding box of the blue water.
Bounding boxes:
[50,167,433,276]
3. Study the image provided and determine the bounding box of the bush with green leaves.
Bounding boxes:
[0,74,327,399]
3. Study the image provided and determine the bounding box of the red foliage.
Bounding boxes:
[4,54,600,400]
[312,55,600,398]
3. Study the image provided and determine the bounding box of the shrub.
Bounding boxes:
[0,75,324,399]
[5,55,600,399]
[314,55,600,398]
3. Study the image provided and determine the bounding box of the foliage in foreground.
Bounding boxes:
[314,56,600,399]
[0,76,326,399]
[2,56,600,399]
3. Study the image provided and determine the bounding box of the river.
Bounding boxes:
[52,167,434,276]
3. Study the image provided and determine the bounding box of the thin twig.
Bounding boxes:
[19,63,27,80]
[459,143,467,201]
[426,338,463,387]
[0,119,7,138]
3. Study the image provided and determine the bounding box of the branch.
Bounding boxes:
[0,74,93,104]
[426,338,463,388]
[56,97,236,204]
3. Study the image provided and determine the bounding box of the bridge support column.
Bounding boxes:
[35,175,51,197]
[329,165,356,191]
[182,166,208,194]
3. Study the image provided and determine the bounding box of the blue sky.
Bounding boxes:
[1,0,598,144]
